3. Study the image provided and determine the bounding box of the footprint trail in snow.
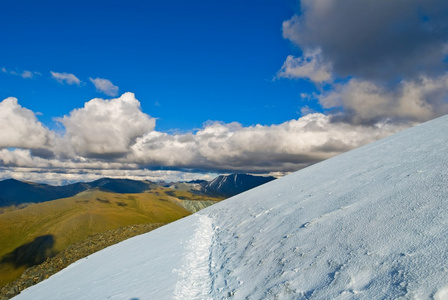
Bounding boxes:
[174,214,214,300]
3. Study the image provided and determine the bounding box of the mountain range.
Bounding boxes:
[11,114,448,299]
[0,178,153,207]
[0,174,275,208]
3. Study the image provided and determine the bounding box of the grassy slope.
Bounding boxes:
[0,187,215,287]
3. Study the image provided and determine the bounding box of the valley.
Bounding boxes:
[0,174,273,298]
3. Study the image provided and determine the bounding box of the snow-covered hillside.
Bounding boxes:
[14,115,448,299]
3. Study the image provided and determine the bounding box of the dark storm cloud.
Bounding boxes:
[283,0,448,81]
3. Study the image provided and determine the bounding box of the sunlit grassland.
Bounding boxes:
[0,186,222,287]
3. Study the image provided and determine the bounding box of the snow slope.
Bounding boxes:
[14,115,448,299]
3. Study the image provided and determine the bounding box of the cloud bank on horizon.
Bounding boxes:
[1,0,448,184]
[1,92,402,184]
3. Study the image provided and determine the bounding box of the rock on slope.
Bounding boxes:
[13,115,448,299]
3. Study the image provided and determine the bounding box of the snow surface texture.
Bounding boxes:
[14,115,448,299]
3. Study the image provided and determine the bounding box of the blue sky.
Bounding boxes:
[1,0,447,184]
[1,0,313,131]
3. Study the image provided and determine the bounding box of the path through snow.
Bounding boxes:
[174,214,214,300]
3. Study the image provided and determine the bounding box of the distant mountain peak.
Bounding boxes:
[201,173,276,197]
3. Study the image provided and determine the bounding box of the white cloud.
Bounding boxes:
[89,77,119,96]
[318,74,448,124]
[279,0,448,126]
[0,162,218,186]
[0,149,52,168]
[58,92,156,157]
[1,67,40,79]
[21,70,34,79]
[51,71,81,85]
[0,97,53,149]
[129,113,406,173]
[0,94,410,182]
[277,49,332,83]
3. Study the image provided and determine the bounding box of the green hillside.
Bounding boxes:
[0,187,221,288]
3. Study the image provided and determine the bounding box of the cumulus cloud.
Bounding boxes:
[0,97,53,149]
[128,113,406,173]
[278,0,448,126]
[0,94,409,183]
[319,75,448,124]
[89,77,119,96]
[282,0,448,81]
[58,92,156,157]
[277,49,332,83]
[51,71,81,85]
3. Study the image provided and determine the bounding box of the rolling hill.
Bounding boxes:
[0,178,155,207]
[0,186,222,293]
[11,114,448,299]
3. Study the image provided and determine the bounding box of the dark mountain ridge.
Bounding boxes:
[0,178,153,207]
[0,179,84,207]
[200,173,276,197]
[0,174,276,207]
